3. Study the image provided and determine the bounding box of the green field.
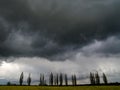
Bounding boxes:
[0,86,119,90]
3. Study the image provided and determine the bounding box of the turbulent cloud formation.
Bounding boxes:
[0,0,120,84]
[0,0,120,59]
[1,47,120,84]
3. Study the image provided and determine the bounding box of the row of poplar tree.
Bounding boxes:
[19,72,108,86]
[90,72,108,85]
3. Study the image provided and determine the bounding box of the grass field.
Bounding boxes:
[0,86,119,90]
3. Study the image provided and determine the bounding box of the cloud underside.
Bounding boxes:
[0,0,120,59]
[1,37,120,84]
[0,53,120,84]
[0,0,120,84]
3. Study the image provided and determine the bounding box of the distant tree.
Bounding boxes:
[72,74,77,86]
[49,72,53,85]
[56,74,59,85]
[39,74,45,85]
[7,81,11,86]
[54,75,57,85]
[19,72,24,86]
[95,72,100,84]
[65,74,68,86]
[90,72,95,85]
[103,73,108,84]
[42,74,45,85]
[93,73,95,85]
[90,72,93,84]
[27,73,31,86]
[59,73,63,86]
[54,74,59,85]
[74,74,77,86]
[40,74,42,85]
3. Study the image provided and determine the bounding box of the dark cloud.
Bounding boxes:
[81,36,120,55]
[0,0,120,59]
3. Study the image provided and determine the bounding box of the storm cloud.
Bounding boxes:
[0,0,120,84]
[0,0,120,59]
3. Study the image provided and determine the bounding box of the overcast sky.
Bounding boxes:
[0,0,120,85]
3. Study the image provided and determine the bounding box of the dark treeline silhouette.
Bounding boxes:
[59,73,63,86]
[39,74,46,86]
[103,73,108,84]
[3,71,120,86]
[90,72,100,85]
[27,73,31,86]
[65,74,68,86]
[72,74,77,86]
[54,74,59,85]
[49,72,53,85]
[90,72,108,85]
[15,71,110,86]
[19,72,24,86]
[4,71,117,86]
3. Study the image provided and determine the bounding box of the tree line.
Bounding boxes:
[18,72,108,86]
[90,72,108,85]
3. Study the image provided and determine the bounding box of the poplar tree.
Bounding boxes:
[95,72,100,85]
[54,75,57,85]
[27,73,31,86]
[103,73,108,84]
[72,74,77,86]
[59,73,63,86]
[65,74,68,86]
[74,74,77,86]
[90,72,95,85]
[56,74,59,85]
[90,72,93,84]
[19,72,24,86]
[39,74,45,85]
[49,72,53,85]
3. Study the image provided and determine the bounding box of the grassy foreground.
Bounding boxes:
[0,86,119,90]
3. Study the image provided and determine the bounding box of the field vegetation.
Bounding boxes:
[0,86,120,90]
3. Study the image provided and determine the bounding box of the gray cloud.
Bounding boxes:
[0,51,120,84]
[0,0,120,84]
[81,36,120,55]
[0,0,120,59]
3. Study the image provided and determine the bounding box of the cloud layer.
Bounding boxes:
[0,0,120,59]
[1,36,120,84]
[0,0,120,84]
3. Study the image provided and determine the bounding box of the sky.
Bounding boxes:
[0,0,120,85]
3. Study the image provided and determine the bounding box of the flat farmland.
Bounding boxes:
[0,86,119,90]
